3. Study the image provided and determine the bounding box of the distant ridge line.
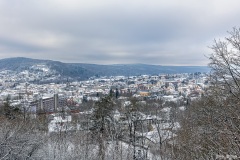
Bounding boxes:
[0,57,210,80]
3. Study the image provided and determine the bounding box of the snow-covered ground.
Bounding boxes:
[48,114,73,133]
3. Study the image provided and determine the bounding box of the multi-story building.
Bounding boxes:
[29,94,67,114]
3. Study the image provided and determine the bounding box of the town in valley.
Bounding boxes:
[0,63,209,159]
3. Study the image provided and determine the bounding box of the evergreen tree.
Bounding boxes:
[115,88,119,99]
[1,96,19,119]
[91,96,114,160]
[109,89,114,97]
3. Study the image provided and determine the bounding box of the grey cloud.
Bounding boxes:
[1,0,240,65]
[0,37,48,53]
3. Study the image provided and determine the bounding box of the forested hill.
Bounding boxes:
[0,57,210,79]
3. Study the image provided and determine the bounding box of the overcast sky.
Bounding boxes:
[0,0,240,65]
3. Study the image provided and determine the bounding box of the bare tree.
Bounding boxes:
[175,27,240,159]
[209,27,240,99]
[0,116,43,159]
